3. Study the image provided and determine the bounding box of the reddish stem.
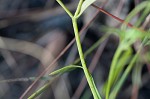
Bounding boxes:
[92,4,133,27]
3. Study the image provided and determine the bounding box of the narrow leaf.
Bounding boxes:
[77,0,96,17]
[28,76,58,99]
[49,65,82,76]
[0,76,50,83]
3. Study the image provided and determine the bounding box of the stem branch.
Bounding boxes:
[56,0,73,18]
[56,0,102,98]
[74,0,84,16]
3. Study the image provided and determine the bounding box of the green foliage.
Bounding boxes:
[77,0,96,17]
[49,65,82,76]
[105,1,150,99]
[49,0,101,99]
[28,0,150,99]
[28,76,59,99]
[132,61,142,87]
[121,1,150,30]
[120,29,142,50]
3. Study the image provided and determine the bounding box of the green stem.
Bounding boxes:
[106,45,122,99]
[28,76,59,99]
[55,0,101,98]
[74,0,84,16]
[56,0,73,18]
[28,82,51,99]
[135,5,150,27]
[109,44,142,99]
[72,17,101,99]
[74,34,109,64]
[109,53,139,99]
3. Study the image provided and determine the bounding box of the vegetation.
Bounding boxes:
[0,0,150,99]
[29,0,150,99]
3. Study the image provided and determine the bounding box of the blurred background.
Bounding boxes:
[0,0,149,99]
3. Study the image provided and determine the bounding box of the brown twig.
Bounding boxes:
[92,4,133,27]
[92,4,146,33]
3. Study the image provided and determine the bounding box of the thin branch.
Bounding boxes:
[91,4,133,27]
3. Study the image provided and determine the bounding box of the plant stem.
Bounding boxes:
[28,76,59,99]
[72,17,101,99]
[106,45,122,99]
[109,52,139,99]
[56,0,73,18]
[74,34,109,64]
[55,0,101,98]
[74,0,84,16]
